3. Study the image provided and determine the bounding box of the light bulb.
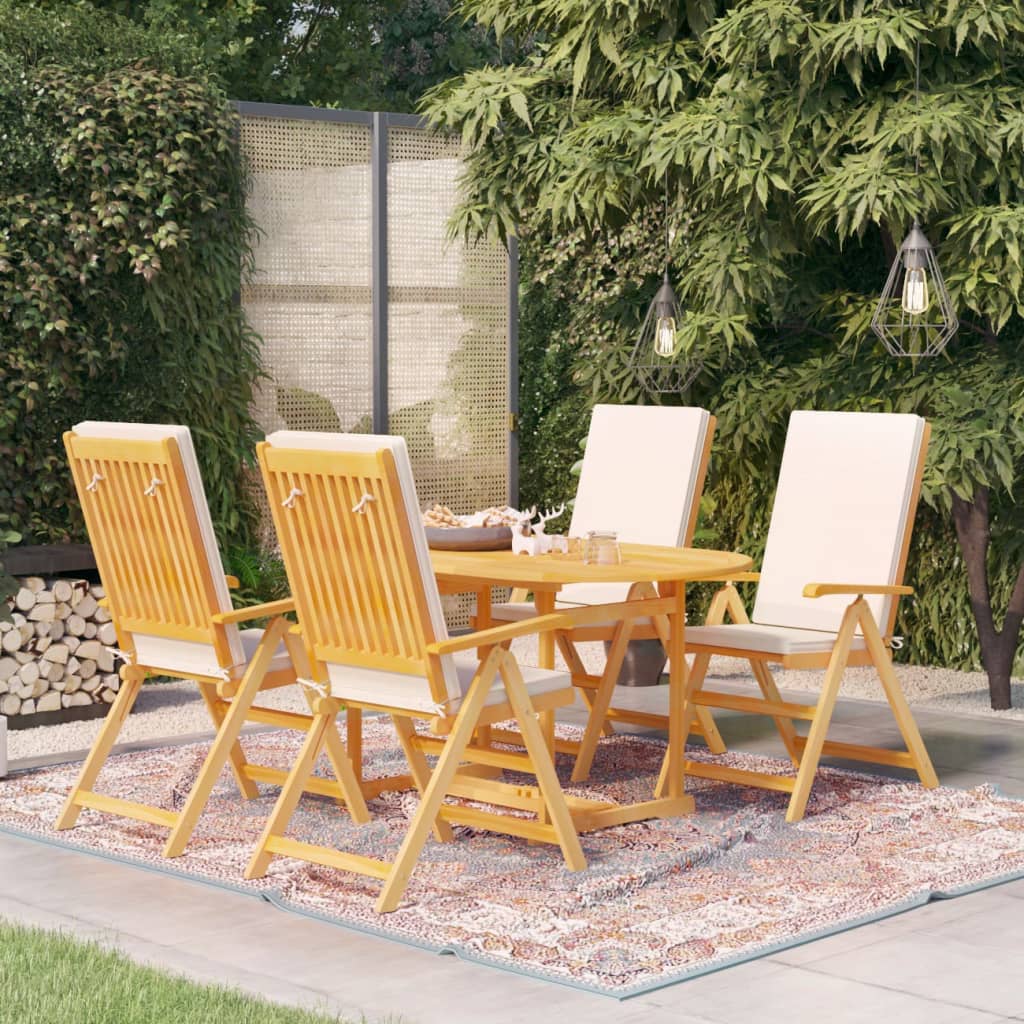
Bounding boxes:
[654,316,676,357]
[902,267,929,315]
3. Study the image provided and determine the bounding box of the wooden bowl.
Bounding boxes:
[424,526,513,551]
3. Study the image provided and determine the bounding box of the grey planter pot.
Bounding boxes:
[602,638,667,687]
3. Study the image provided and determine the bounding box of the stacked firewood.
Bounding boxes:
[0,578,120,718]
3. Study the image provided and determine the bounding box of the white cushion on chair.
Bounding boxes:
[494,404,711,612]
[73,421,247,674]
[686,623,866,657]
[265,431,460,706]
[751,411,924,635]
[328,653,570,714]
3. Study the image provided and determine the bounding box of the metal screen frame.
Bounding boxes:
[235,101,518,507]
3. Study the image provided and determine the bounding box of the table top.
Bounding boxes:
[430,543,752,589]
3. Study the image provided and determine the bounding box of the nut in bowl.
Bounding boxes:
[422,504,518,550]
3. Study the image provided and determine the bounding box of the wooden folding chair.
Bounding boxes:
[487,404,725,779]
[56,422,370,857]
[663,410,939,822]
[246,431,659,913]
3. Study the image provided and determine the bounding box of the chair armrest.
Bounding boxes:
[211,598,295,624]
[225,575,240,590]
[426,596,678,656]
[802,583,913,599]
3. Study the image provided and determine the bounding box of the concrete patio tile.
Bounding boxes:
[804,930,1024,1017]
[650,958,1005,1024]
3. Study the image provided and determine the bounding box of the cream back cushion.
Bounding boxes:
[74,421,243,675]
[751,411,925,634]
[265,431,459,708]
[562,404,711,605]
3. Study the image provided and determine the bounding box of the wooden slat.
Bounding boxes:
[264,836,391,880]
[571,795,695,831]
[683,761,798,793]
[693,690,818,721]
[437,804,558,843]
[793,735,917,769]
[74,790,178,828]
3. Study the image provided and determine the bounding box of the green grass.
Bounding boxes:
[0,919,354,1024]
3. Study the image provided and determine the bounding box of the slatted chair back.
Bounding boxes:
[564,404,713,605]
[751,411,929,637]
[259,432,459,713]
[64,422,244,677]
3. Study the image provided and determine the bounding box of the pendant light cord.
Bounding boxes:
[664,175,670,269]
[914,38,921,177]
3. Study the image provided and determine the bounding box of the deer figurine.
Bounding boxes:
[511,504,566,556]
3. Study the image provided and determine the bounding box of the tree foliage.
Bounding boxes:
[426,0,1024,706]
[82,0,517,112]
[0,1,262,546]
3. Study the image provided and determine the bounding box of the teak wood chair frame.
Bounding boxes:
[659,422,939,822]
[247,436,682,913]
[55,427,377,857]
[484,414,724,781]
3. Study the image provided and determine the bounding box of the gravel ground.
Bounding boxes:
[6,637,1021,763]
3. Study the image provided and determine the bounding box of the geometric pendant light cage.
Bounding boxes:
[629,182,702,394]
[869,41,958,358]
[870,221,959,358]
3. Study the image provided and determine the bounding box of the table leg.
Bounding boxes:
[665,582,687,799]
[535,590,556,669]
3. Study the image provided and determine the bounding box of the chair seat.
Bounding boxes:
[240,628,294,675]
[327,654,572,714]
[685,623,866,656]
[489,601,654,630]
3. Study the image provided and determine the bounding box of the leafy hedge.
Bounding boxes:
[0,2,262,548]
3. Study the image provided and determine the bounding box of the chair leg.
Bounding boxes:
[499,655,586,872]
[750,660,802,766]
[786,603,860,823]
[558,634,615,739]
[164,619,289,858]
[858,603,939,789]
[649,595,726,755]
[246,704,336,880]
[55,666,145,830]
[376,651,503,913]
[196,681,259,800]
[536,708,556,830]
[571,617,634,782]
[391,715,454,843]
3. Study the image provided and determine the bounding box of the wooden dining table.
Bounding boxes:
[432,542,752,825]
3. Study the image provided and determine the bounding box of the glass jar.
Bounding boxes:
[585,530,620,565]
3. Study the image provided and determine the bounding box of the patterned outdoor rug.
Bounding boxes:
[1,721,1023,998]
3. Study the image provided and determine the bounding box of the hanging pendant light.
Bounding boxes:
[630,181,701,394]
[870,41,958,358]
[871,221,958,357]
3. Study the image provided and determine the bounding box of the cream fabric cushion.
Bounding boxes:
[73,421,248,677]
[493,404,711,616]
[751,411,924,634]
[328,654,568,714]
[686,623,866,656]
[265,432,575,710]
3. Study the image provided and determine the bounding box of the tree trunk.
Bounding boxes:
[950,487,1023,710]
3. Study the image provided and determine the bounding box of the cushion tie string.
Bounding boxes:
[281,487,303,509]
[85,473,104,492]
[105,646,133,666]
[297,677,330,699]
[143,477,163,497]
[352,492,376,515]
[888,636,905,650]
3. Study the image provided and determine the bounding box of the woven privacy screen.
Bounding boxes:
[386,127,509,511]
[238,107,512,557]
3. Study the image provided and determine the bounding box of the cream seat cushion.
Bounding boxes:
[685,623,866,657]
[327,654,571,715]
